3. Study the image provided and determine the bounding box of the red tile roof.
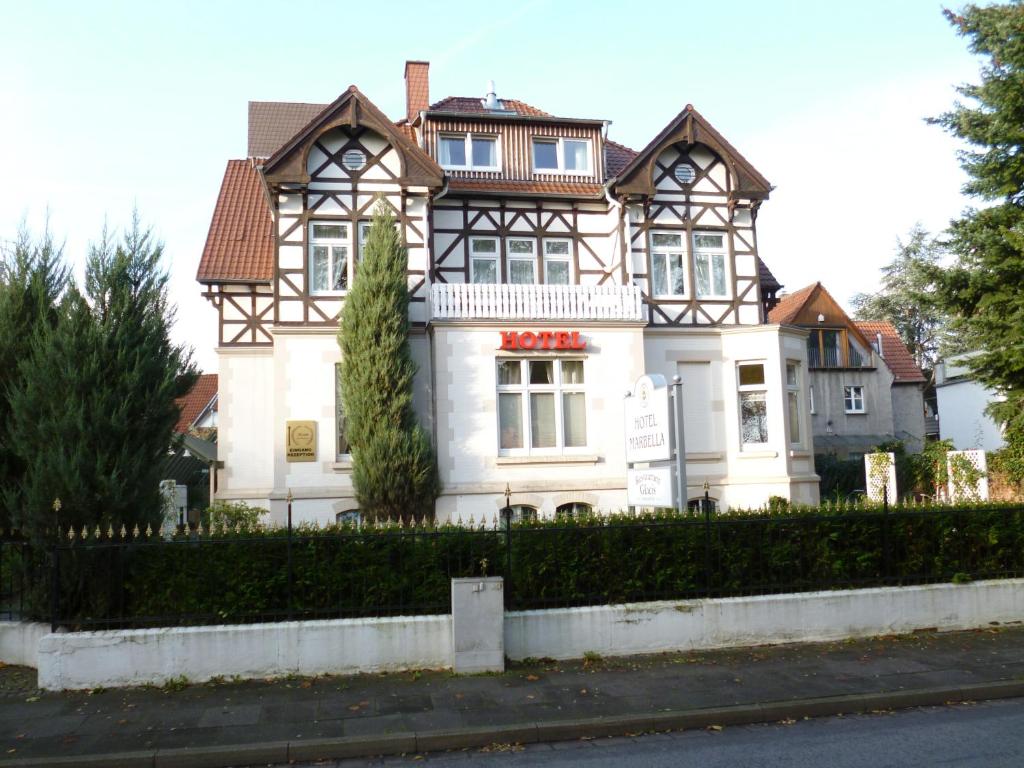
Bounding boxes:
[428,96,552,117]
[767,282,819,324]
[175,374,218,433]
[197,160,274,283]
[605,139,638,179]
[446,178,605,197]
[248,101,328,158]
[854,321,927,383]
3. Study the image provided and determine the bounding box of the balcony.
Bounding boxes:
[807,344,874,369]
[430,282,645,322]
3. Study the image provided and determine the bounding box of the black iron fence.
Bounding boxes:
[4,502,1023,631]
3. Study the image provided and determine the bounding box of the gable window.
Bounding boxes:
[531,137,592,174]
[844,385,865,414]
[693,232,728,298]
[497,359,587,454]
[650,232,686,297]
[507,238,537,284]
[543,240,571,284]
[738,362,769,446]
[470,237,498,283]
[786,362,801,445]
[439,133,499,171]
[309,222,350,293]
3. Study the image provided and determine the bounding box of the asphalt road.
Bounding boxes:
[300,698,1024,768]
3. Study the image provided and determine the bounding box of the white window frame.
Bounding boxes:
[308,221,351,295]
[844,385,866,414]
[506,237,538,285]
[737,361,770,448]
[542,238,573,285]
[496,358,588,457]
[469,236,499,284]
[692,231,730,299]
[531,137,593,175]
[786,361,802,446]
[649,230,688,298]
[438,132,500,172]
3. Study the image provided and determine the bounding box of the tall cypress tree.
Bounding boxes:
[0,228,68,527]
[338,202,438,522]
[7,216,196,539]
[931,2,1024,467]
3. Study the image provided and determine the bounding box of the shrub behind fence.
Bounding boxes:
[6,502,1024,631]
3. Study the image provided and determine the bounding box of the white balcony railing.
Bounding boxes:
[430,283,644,322]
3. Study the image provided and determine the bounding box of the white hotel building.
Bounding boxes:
[197,61,819,525]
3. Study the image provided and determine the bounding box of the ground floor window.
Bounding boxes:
[336,510,360,525]
[687,498,719,513]
[556,502,592,518]
[508,505,537,523]
[844,385,865,414]
[496,358,587,453]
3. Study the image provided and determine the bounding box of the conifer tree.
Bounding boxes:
[931,2,1024,469]
[338,202,438,522]
[0,227,68,526]
[7,216,196,539]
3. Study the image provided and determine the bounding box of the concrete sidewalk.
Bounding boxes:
[1,626,1023,767]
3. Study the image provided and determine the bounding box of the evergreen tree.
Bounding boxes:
[931,1,1024,473]
[7,216,196,539]
[850,225,958,370]
[338,202,438,522]
[0,227,69,526]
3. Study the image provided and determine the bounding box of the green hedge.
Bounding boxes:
[20,502,1024,629]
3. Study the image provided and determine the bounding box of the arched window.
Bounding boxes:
[336,509,360,526]
[556,502,593,518]
[506,505,537,523]
[687,498,718,514]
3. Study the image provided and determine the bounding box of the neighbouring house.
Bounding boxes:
[935,354,1005,451]
[197,61,820,525]
[162,374,220,524]
[768,283,926,460]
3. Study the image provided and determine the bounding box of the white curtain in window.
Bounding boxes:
[471,138,496,167]
[565,141,588,170]
[546,260,569,284]
[439,137,465,166]
[562,392,586,447]
[530,393,556,448]
[332,246,348,290]
[695,254,711,296]
[472,258,497,284]
[670,254,685,295]
[652,254,668,295]
[712,253,726,295]
[509,259,535,284]
[788,391,800,444]
[499,393,523,449]
[312,246,329,292]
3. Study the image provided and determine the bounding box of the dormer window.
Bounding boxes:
[438,133,499,171]
[531,137,591,174]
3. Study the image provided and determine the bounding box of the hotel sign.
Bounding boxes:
[627,467,674,507]
[499,330,587,351]
[624,374,671,463]
[286,420,317,462]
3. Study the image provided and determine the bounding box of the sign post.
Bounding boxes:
[624,374,686,512]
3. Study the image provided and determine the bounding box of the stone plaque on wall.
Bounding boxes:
[286,420,317,462]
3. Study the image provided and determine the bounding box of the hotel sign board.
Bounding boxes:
[286,420,317,462]
[627,467,674,507]
[624,374,672,464]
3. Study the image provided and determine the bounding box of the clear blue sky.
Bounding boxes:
[1,0,985,370]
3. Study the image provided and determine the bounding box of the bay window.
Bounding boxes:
[738,362,769,446]
[786,362,801,445]
[497,359,587,453]
[543,240,571,284]
[650,232,686,296]
[693,232,728,297]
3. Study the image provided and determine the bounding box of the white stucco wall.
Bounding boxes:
[937,379,1005,451]
[505,578,1024,661]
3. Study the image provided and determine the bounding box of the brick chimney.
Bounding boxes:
[405,61,430,123]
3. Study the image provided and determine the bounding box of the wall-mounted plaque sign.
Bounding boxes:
[286,420,317,462]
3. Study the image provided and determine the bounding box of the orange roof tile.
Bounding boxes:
[854,321,926,383]
[197,160,274,283]
[446,178,604,197]
[767,283,819,324]
[174,374,218,433]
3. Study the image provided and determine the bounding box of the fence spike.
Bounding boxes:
[132,524,140,538]
[93,525,101,540]
[67,526,76,541]
[234,522,241,534]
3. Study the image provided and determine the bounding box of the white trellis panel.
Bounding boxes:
[947,449,989,502]
[864,452,897,503]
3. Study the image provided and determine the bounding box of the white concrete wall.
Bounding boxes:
[216,349,275,500]
[0,621,49,668]
[38,615,451,691]
[505,579,1024,661]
